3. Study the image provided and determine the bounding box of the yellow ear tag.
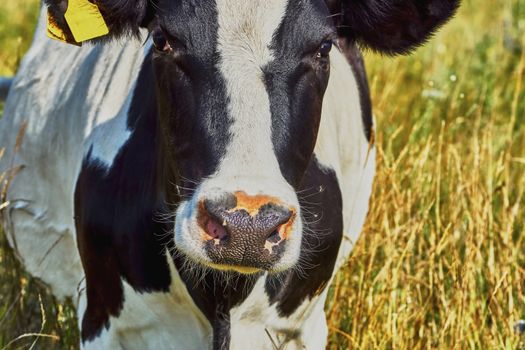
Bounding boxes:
[64,0,109,43]
[47,10,81,46]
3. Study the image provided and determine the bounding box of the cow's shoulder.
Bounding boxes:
[78,257,212,350]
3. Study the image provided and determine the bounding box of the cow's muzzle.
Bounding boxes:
[197,191,296,272]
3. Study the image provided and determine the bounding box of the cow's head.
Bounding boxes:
[48,0,459,274]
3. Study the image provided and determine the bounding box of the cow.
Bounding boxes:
[0,0,459,349]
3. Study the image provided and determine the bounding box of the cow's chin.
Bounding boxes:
[173,199,303,275]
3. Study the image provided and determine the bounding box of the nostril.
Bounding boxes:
[198,197,234,243]
[280,209,293,224]
[205,218,228,242]
[267,228,282,243]
[264,206,296,242]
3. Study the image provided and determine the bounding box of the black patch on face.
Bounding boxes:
[153,0,231,193]
[75,51,172,342]
[265,155,343,317]
[265,0,335,188]
[340,39,373,142]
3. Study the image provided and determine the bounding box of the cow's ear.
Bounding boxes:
[45,0,154,44]
[92,0,154,38]
[333,0,460,55]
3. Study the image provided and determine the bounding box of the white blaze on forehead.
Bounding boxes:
[175,1,303,273]
[215,0,289,181]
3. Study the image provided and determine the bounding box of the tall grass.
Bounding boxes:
[327,0,525,348]
[1,0,524,349]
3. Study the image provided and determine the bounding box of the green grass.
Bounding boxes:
[0,2,39,76]
[1,1,524,349]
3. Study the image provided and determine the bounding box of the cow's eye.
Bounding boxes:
[152,29,172,53]
[316,40,333,59]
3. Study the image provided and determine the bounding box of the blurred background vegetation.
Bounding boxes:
[1,0,524,348]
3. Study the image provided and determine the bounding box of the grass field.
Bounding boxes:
[1,0,524,349]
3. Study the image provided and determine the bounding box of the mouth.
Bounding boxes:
[203,262,261,274]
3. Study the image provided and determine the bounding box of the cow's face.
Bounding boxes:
[152,0,334,273]
[46,0,459,274]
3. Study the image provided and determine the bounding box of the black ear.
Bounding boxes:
[45,0,154,43]
[93,0,154,37]
[332,0,460,55]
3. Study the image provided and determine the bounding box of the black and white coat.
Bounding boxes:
[0,1,458,349]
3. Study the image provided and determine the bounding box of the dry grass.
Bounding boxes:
[1,0,524,349]
[326,0,525,348]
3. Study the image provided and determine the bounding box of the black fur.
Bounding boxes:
[152,0,232,195]
[266,0,334,187]
[95,0,151,37]
[340,39,374,141]
[330,0,460,55]
[266,156,343,317]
